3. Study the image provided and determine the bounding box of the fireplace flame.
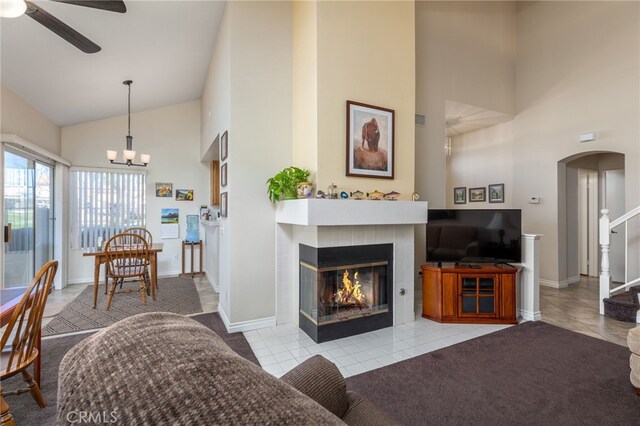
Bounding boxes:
[336,270,366,306]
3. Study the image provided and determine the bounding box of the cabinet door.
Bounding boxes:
[457,274,497,318]
[499,273,516,320]
[442,274,457,318]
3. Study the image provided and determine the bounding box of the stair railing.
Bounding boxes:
[599,206,640,315]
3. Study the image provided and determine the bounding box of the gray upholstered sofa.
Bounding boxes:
[57,312,399,425]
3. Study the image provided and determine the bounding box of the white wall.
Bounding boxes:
[61,101,208,283]
[202,1,293,326]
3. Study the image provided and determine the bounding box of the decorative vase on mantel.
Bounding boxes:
[296,181,314,199]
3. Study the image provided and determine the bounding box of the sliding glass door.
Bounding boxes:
[3,148,54,288]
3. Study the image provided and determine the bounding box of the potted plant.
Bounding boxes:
[266,166,311,202]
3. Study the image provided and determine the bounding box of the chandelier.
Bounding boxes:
[107,80,150,167]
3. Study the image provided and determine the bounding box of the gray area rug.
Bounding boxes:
[2,312,258,426]
[347,321,640,425]
[42,276,203,336]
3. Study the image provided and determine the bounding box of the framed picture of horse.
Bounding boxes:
[346,100,395,179]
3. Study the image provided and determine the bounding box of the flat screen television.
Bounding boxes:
[426,209,522,263]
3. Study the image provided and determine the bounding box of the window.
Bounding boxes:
[70,168,146,249]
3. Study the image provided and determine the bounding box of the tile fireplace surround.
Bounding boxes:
[275,199,429,329]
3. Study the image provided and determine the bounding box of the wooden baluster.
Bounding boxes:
[599,208,611,315]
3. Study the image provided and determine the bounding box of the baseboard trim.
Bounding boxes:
[519,309,542,322]
[539,276,580,289]
[205,270,219,293]
[218,303,276,334]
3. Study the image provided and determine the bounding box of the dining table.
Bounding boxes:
[83,242,164,308]
[1,285,51,386]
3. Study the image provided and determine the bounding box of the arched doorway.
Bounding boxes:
[557,151,625,287]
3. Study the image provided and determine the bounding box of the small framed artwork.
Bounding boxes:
[488,183,505,203]
[346,100,394,179]
[210,161,220,205]
[221,163,227,187]
[220,192,228,217]
[155,182,172,198]
[221,131,228,162]
[454,187,466,204]
[469,187,486,202]
[176,189,194,201]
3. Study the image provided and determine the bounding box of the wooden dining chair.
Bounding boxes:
[1,260,58,424]
[104,233,153,310]
[124,227,155,290]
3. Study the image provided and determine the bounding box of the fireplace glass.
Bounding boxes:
[300,261,389,325]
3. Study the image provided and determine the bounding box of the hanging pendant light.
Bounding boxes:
[107,80,150,167]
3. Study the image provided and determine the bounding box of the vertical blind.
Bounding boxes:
[70,168,146,249]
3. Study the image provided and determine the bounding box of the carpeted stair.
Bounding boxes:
[603,286,640,323]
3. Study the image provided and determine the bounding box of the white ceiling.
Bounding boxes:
[445,100,513,137]
[1,0,226,127]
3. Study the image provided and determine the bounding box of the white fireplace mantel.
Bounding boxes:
[276,199,428,226]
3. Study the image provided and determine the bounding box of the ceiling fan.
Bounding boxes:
[0,0,127,53]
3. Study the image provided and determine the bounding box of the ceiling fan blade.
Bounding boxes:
[49,1,126,14]
[25,1,101,54]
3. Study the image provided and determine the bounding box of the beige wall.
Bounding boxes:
[315,0,415,197]
[437,1,639,285]
[447,121,515,208]
[1,84,61,154]
[415,1,516,208]
[61,101,208,283]
[514,1,639,283]
[292,0,318,175]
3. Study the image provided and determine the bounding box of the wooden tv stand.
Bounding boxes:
[421,264,518,324]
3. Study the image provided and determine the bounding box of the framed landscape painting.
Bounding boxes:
[454,187,466,204]
[469,187,486,202]
[489,183,505,203]
[176,189,194,201]
[346,100,394,179]
[155,182,172,198]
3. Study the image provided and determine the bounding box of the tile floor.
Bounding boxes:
[37,274,637,379]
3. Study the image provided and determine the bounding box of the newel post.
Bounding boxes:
[599,209,611,315]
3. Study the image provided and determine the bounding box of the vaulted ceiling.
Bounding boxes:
[1,0,226,127]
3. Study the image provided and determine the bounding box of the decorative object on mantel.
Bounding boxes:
[221,131,229,161]
[176,189,194,201]
[350,190,365,200]
[327,183,338,199]
[155,182,172,198]
[367,190,384,200]
[266,166,311,202]
[315,190,326,199]
[412,192,420,201]
[107,80,150,167]
[340,191,349,199]
[469,187,486,202]
[488,183,505,203]
[296,181,313,199]
[346,100,394,179]
[384,191,400,201]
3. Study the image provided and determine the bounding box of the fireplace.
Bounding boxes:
[299,243,393,343]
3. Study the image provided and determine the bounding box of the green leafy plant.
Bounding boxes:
[266,166,310,203]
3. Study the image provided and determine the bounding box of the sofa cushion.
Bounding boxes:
[342,391,401,426]
[281,355,349,418]
[57,312,344,425]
